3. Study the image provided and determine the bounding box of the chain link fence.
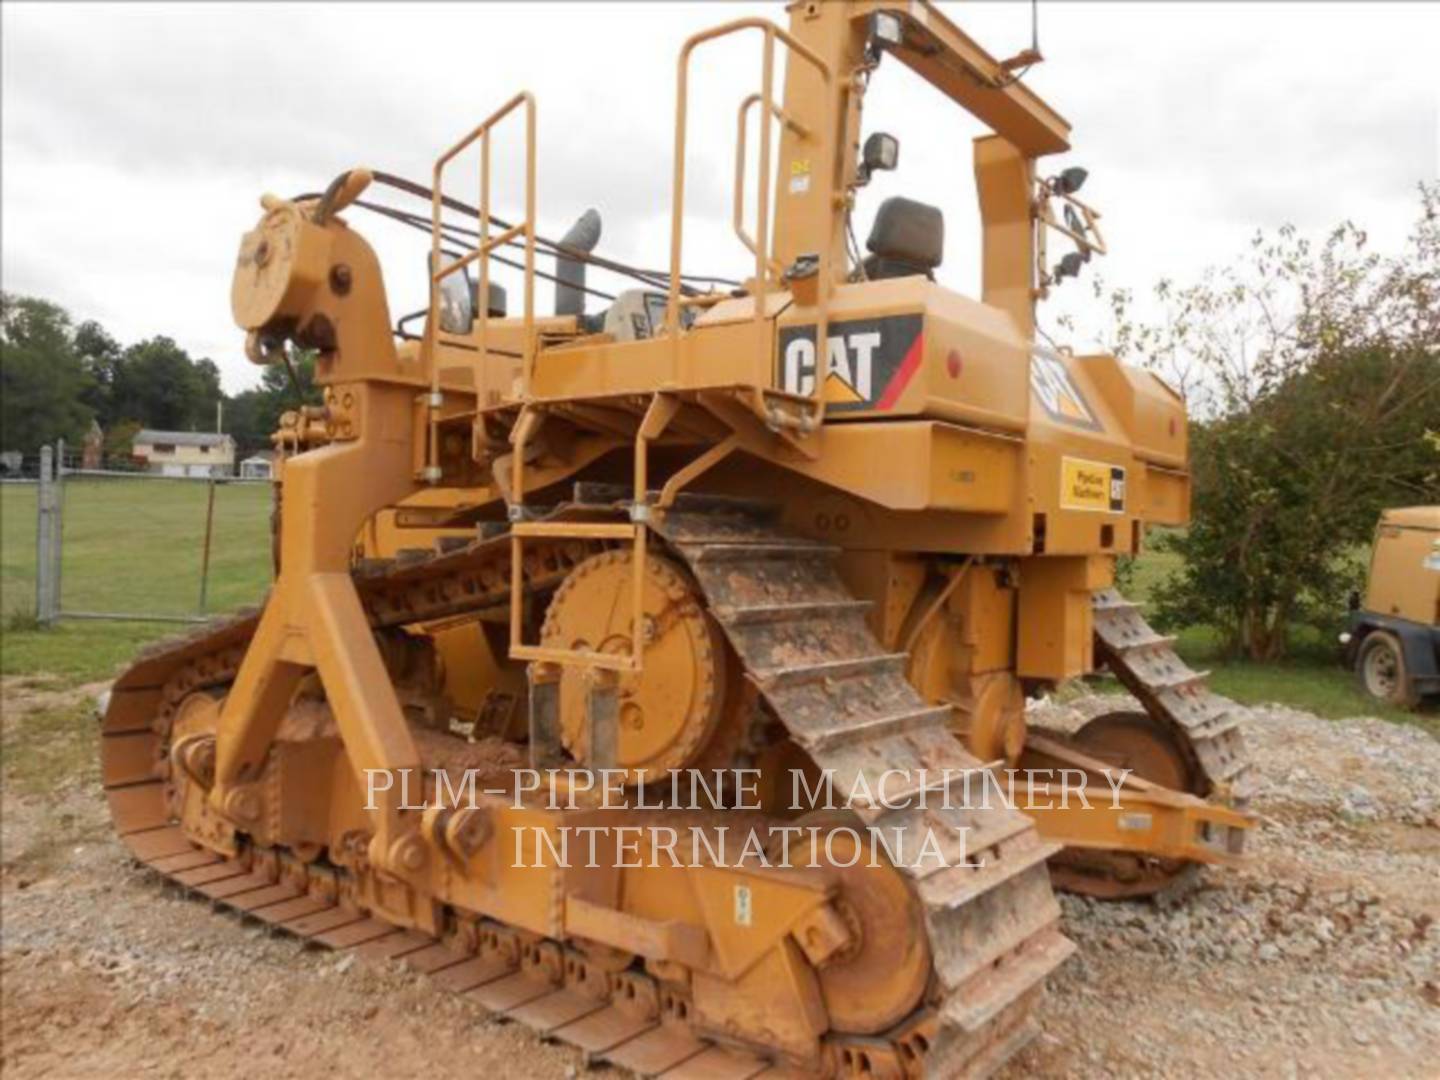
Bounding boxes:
[23,444,273,625]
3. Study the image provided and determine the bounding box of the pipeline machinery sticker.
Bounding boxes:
[776,313,924,412]
[1061,456,1126,513]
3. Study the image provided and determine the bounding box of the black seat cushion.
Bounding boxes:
[865,196,944,280]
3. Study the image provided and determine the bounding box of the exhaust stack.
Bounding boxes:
[554,209,602,317]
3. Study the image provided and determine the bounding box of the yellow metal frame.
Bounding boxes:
[843,1,1071,158]
[1018,734,1252,864]
[506,394,683,674]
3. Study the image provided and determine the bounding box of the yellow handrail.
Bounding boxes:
[733,92,810,278]
[666,19,834,411]
[426,93,537,481]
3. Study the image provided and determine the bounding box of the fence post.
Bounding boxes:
[198,477,217,613]
[35,446,55,625]
[53,437,65,615]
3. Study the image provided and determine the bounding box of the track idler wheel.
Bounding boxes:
[1076,710,1201,796]
[539,550,738,781]
[784,814,931,1036]
[1049,710,1204,900]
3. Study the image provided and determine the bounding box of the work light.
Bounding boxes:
[871,11,903,48]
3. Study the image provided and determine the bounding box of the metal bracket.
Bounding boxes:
[585,671,619,770]
[527,666,563,770]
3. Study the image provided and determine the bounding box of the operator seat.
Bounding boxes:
[863,196,944,281]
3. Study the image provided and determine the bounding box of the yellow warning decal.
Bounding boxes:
[1061,456,1126,513]
[788,158,812,195]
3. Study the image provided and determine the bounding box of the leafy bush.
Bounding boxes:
[1109,187,1440,659]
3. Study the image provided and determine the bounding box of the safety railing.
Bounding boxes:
[507,393,681,676]
[734,91,811,282]
[665,18,835,417]
[427,92,537,479]
[508,521,641,673]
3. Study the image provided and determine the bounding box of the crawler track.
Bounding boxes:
[1090,589,1253,803]
[1036,590,1256,899]
[101,504,1071,1078]
[655,508,1073,1075]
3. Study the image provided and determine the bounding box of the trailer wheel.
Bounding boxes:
[1356,631,1419,709]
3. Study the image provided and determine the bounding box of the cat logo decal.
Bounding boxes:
[777,314,924,412]
[1030,348,1101,430]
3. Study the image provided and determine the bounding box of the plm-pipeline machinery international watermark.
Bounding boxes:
[364,764,1134,873]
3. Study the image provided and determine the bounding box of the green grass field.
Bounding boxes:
[1,479,272,680]
[1121,539,1427,728]
[0,479,1431,730]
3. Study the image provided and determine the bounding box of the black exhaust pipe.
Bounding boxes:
[555,208,602,317]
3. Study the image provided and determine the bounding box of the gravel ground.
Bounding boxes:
[2,678,1437,1078]
[1019,695,1440,1078]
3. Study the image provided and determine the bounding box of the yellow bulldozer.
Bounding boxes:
[101,2,1255,1075]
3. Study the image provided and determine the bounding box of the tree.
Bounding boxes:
[103,419,143,460]
[0,293,95,454]
[1108,187,1440,659]
[74,319,123,425]
[109,336,221,433]
[2,291,286,459]
[193,358,224,431]
[224,390,267,457]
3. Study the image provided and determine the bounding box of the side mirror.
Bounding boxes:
[1347,589,1362,612]
[429,253,475,335]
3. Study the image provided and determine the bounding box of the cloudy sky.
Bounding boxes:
[3,1,1436,393]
